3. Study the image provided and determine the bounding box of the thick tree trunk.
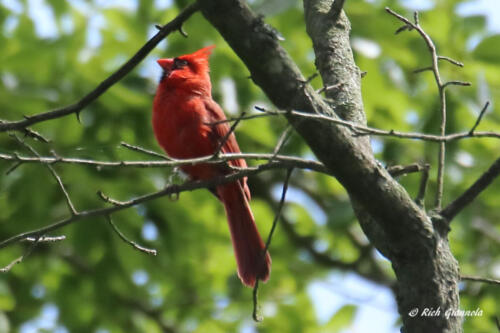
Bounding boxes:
[198,0,462,331]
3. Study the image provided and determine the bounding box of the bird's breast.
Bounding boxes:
[152,91,215,160]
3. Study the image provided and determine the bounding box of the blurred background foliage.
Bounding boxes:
[0,0,499,332]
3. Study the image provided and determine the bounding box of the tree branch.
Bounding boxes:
[440,157,500,222]
[0,235,42,273]
[0,161,314,251]
[0,3,199,132]
[253,108,500,142]
[253,168,293,322]
[0,151,329,174]
[460,275,500,286]
[385,7,469,210]
[106,215,157,255]
[469,101,490,135]
[12,135,78,215]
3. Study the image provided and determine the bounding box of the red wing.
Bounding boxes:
[203,99,247,169]
[204,99,251,200]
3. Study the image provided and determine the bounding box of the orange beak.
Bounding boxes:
[157,58,173,70]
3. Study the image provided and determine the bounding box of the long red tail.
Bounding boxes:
[217,182,271,287]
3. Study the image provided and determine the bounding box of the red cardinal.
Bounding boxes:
[152,46,271,287]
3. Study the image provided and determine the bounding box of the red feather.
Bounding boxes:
[152,46,271,287]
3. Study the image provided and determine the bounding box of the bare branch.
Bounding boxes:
[106,215,157,256]
[11,135,78,215]
[272,125,293,157]
[438,56,464,67]
[413,66,433,74]
[316,83,342,95]
[460,275,500,286]
[386,163,429,178]
[0,235,42,273]
[252,108,500,142]
[300,72,319,85]
[469,101,490,135]
[5,161,22,175]
[212,112,246,156]
[21,127,51,143]
[0,151,329,174]
[98,191,130,206]
[253,168,293,322]
[210,108,280,125]
[385,7,472,210]
[178,26,189,38]
[0,256,25,273]
[23,236,66,243]
[443,80,472,89]
[441,157,500,222]
[415,164,430,207]
[0,3,199,133]
[121,142,171,160]
[0,161,311,251]
[264,168,293,258]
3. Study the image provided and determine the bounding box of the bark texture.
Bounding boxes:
[198,0,462,331]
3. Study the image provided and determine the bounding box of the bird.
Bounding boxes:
[152,45,271,287]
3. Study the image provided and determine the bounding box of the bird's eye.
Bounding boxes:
[173,58,188,70]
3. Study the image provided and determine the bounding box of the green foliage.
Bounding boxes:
[0,0,498,332]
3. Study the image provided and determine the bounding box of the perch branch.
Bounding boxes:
[0,161,308,251]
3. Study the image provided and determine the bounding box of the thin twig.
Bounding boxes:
[0,3,199,133]
[23,235,66,243]
[0,235,42,273]
[316,82,342,95]
[98,191,129,206]
[5,161,22,175]
[413,66,433,74]
[438,56,464,67]
[121,142,171,160]
[178,26,188,38]
[22,127,50,143]
[300,72,319,86]
[272,125,293,157]
[11,135,78,215]
[469,101,490,135]
[460,275,500,286]
[415,164,430,207]
[213,112,246,156]
[253,168,293,322]
[386,163,429,178]
[441,156,500,222]
[106,215,157,256]
[263,168,293,255]
[442,81,471,89]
